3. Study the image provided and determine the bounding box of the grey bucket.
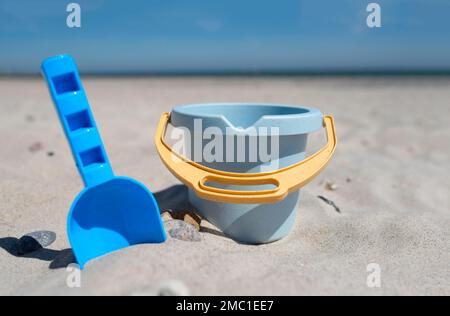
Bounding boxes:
[168,103,324,244]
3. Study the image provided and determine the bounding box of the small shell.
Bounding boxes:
[183,213,201,231]
[325,181,338,191]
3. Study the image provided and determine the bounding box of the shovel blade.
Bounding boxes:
[68,177,166,269]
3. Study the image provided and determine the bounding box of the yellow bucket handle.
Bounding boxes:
[155,112,337,204]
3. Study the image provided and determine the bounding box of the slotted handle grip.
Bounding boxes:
[41,55,114,188]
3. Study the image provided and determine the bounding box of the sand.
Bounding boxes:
[0,76,449,296]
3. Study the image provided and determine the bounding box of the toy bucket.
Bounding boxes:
[155,104,336,244]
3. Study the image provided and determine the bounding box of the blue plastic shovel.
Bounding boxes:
[41,55,166,269]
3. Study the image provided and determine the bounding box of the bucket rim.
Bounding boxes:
[171,103,324,135]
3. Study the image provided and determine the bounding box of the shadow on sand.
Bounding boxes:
[154,184,227,239]
[0,185,229,270]
[0,236,76,269]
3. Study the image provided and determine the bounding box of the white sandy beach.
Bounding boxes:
[0,76,449,296]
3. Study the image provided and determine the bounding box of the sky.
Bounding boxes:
[0,0,450,74]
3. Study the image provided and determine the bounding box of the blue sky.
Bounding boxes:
[1,0,449,74]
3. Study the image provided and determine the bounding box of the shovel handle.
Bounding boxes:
[155,112,337,204]
[41,55,114,188]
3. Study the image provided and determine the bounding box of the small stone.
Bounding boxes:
[28,142,44,153]
[325,181,338,191]
[17,231,56,255]
[26,231,56,247]
[161,210,173,222]
[346,178,352,183]
[157,280,190,296]
[165,219,201,242]
[47,151,55,157]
